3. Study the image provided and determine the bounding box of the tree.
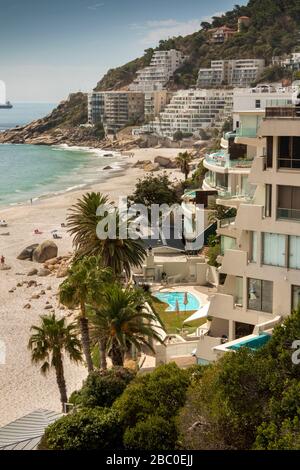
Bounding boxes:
[173,130,184,141]
[129,173,180,207]
[40,408,123,450]
[89,284,165,366]
[59,256,112,372]
[124,416,178,451]
[70,367,136,408]
[208,201,237,224]
[28,314,82,410]
[176,152,193,181]
[67,192,147,279]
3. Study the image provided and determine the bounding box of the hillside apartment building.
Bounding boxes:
[87,91,145,134]
[197,59,265,88]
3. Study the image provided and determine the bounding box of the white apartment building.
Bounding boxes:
[129,50,186,92]
[87,91,144,134]
[197,92,300,364]
[272,52,300,71]
[133,89,233,139]
[197,59,265,88]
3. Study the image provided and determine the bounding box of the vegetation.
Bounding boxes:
[123,416,178,451]
[151,297,206,334]
[28,314,82,410]
[70,367,136,408]
[184,159,207,190]
[176,152,193,181]
[129,173,180,207]
[88,284,164,367]
[67,192,146,278]
[59,256,112,372]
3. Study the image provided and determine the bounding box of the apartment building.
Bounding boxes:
[197,59,265,88]
[133,89,233,139]
[144,90,173,120]
[129,49,186,92]
[87,91,144,134]
[197,96,300,363]
[272,52,300,71]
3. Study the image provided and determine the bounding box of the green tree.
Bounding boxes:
[124,416,178,451]
[40,408,123,450]
[176,152,193,181]
[129,173,180,206]
[89,284,165,366]
[67,192,146,279]
[28,314,82,410]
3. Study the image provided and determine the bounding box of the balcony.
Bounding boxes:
[265,107,300,118]
[277,207,300,221]
[220,249,248,275]
[204,153,253,172]
[236,127,258,138]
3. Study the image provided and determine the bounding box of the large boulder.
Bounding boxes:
[154,156,177,169]
[17,244,39,261]
[32,241,58,263]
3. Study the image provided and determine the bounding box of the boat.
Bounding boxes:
[0,101,13,109]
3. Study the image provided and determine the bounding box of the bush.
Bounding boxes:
[113,363,190,428]
[124,416,178,450]
[70,367,136,408]
[40,408,123,450]
[129,173,180,206]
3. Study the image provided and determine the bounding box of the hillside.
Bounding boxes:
[1,0,300,145]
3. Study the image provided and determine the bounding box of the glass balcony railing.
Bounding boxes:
[277,208,300,221]
[236,127,258,138]
[205,153,253,169]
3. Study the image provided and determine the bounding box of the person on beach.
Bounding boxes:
[0,255,5,265]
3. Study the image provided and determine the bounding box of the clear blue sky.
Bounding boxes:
[0,0,246,102]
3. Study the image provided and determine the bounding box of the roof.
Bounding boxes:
[0,409,62,451]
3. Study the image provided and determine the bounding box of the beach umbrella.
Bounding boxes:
[183,303,210,324]
[183,292,189,311]
[175,299,180,314]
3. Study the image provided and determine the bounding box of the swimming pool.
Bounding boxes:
[228,332,271,351]
[153,291,200,312]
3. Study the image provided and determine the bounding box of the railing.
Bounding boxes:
[278,158,300,170]
[277,207,300,221]
[265,107,300,118]
[205,154,253,169]
[236,127,258,138]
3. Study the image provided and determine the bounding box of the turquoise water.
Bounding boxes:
[154,292,200,312]
[228,332,271,351]
[0,144,123,206]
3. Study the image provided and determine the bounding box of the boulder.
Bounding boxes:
[143,162,160,172]
[56,264,69,278]
[38,268,51,277]
[154,156,177,169]
[134,159,151,168]
[103,166,113,170]
[23,303,31,309]
[32,241,58,263]
[27,268,38,277]
[17,244,39,261]
[27,280,37,288]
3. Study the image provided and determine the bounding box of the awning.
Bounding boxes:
[184,302,210,324]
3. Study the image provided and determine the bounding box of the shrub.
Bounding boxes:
[40,408,123,450]
[124,416,178,450]
[70,367,136,408]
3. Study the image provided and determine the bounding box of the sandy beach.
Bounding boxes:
[0,147,186,427]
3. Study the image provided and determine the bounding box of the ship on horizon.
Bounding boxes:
[0,101,13,109]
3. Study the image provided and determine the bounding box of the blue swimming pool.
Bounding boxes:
[228,332,271,351]
[154,291,200,312]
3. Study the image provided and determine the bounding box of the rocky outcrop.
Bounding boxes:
[154,156,177,169]
[17,244,39,261]
[32,241,58,263]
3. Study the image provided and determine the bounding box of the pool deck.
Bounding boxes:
[155,285,214,310]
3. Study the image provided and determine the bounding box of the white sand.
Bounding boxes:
[0,147,186,427]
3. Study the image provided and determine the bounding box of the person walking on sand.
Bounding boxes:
[0,255,5,265]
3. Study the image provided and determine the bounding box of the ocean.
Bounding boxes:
[0,103,124,206]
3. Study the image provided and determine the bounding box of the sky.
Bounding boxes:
[0,0,246,103]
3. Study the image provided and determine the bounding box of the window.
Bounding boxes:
[278,136,300,169]
[292,285,300,311]
[277,186,300,220]
[263,233,286,267]
[266,136,273,168]
[289,236,300,269]
[248,278,273,313]
[255,99,261,109]
[235,277,243,306]
[220,236,236,255]
[250,232,258,263]
[265,184,272,218]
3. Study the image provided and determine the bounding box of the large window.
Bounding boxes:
[235,277,243,306]
[278,136,300,169]
[292,285,300,311]
[277,186,300,221]
[220,236,236,256]
[250,231,258,263]
[263,233,286,267]
[248,278,273,313]
[289,236,300,269]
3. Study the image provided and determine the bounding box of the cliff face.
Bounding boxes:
[1,0,300,146]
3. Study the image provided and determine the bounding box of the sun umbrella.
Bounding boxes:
[175,299,180,314]
[183,292,189,311]
[183,302,210,323]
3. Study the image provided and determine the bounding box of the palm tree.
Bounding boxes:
[59,256,112,372]
[89,284,165,367]
[28,314,82,411]
[176,152,193,181]
[67,192,146,279]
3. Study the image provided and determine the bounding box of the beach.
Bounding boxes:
[0,147,186,427]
